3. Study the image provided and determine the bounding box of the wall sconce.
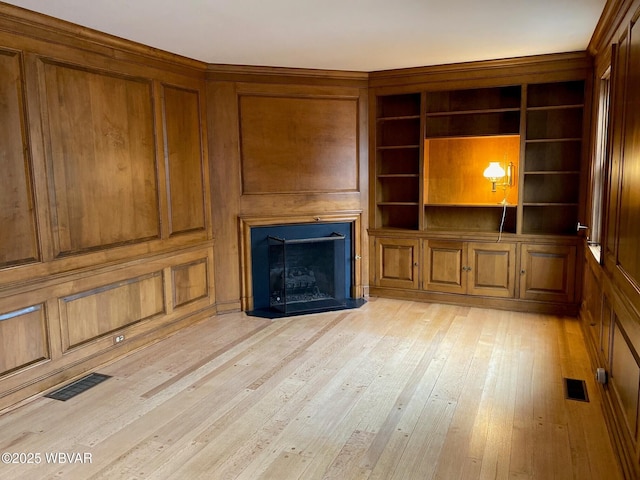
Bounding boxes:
[483,161,514,193]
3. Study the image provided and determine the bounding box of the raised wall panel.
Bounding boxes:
[611,320,640,440]
[172,258,209,308]
[60,272,165,349]
[42,61,159,254]
[239,95,358,194]
[162,85,206,235]
[617,20,640,289]
[582,256,605,353]
[602,295,613,367]
[0,305,48,376]
[0,7,217,412]
[606,34,628,266]
[0,50,38,267]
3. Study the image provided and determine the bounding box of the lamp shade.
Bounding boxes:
[483,162,505,181]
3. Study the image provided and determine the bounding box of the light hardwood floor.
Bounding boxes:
[0,298,623,479]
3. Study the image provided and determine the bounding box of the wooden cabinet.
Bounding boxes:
[373,237,419,289]
[423,240,465,294]
[423,240,516,298]
[519,243,576,303]
[369,56,589,313]
[468,242,517,297]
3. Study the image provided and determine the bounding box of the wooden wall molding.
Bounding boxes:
[161,84,209,237]
[60,272,165,351]
[0,2,206,75]
[589,0,637,57]
[369,51,593,91]
[0,304,47,376]
[171,258,210,308]
[206,63,368,87]
[0,47,39,268]
[0,244,216,411]
[40,59,160,255]
[207,74,368,311]
[0,29,212,289]
[581,2,640,475]
[238,92,360,195]
[582,248,640,480]
[0,4,214,411]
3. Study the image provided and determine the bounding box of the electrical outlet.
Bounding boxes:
[114,334,125,344]
[596,367,608,385]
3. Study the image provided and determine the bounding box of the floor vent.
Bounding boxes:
[564,378,589,402]
[45,373,111,401]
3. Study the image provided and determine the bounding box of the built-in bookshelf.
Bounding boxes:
[522,80,584,235]
[425,85,521,138]
[373,80,585,236]
[423,86,521,234]
[375,93,422,229]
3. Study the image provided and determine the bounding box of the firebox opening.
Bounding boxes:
[268,233,346,315]
[248,222,364,318]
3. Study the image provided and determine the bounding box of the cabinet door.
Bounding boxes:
[520,244,576,302]
[467,242,516,298]
[423,240,466,294]
[375,238,419,289]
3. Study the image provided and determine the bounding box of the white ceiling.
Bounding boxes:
[4,0,606,72]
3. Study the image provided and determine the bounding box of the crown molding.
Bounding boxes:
[0,2,207,73]
[588,0,635,56]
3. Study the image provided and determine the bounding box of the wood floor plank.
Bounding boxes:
[478,311,519,480]
[295,309,437,479]
[0,298,624,480]
[391,397,457,480]
[509,312,537,479]
[432,312,502,479]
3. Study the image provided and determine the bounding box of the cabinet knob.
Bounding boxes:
[414,262,419,266]
[520,269,526,275]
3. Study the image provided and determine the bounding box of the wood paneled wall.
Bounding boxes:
[0,4,370,410]
[163,86,208,235]
[0,49,39,267]
[239,94,359,194]
[43,62,160,253]
[582,1,640,477]
[206,69,369,312]
[0,4,214,412]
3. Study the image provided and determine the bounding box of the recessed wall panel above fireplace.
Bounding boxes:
[238,94,359,195]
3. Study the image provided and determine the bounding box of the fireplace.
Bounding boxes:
[248,221,363,317]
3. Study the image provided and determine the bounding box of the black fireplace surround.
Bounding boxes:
[249,222,364,318]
